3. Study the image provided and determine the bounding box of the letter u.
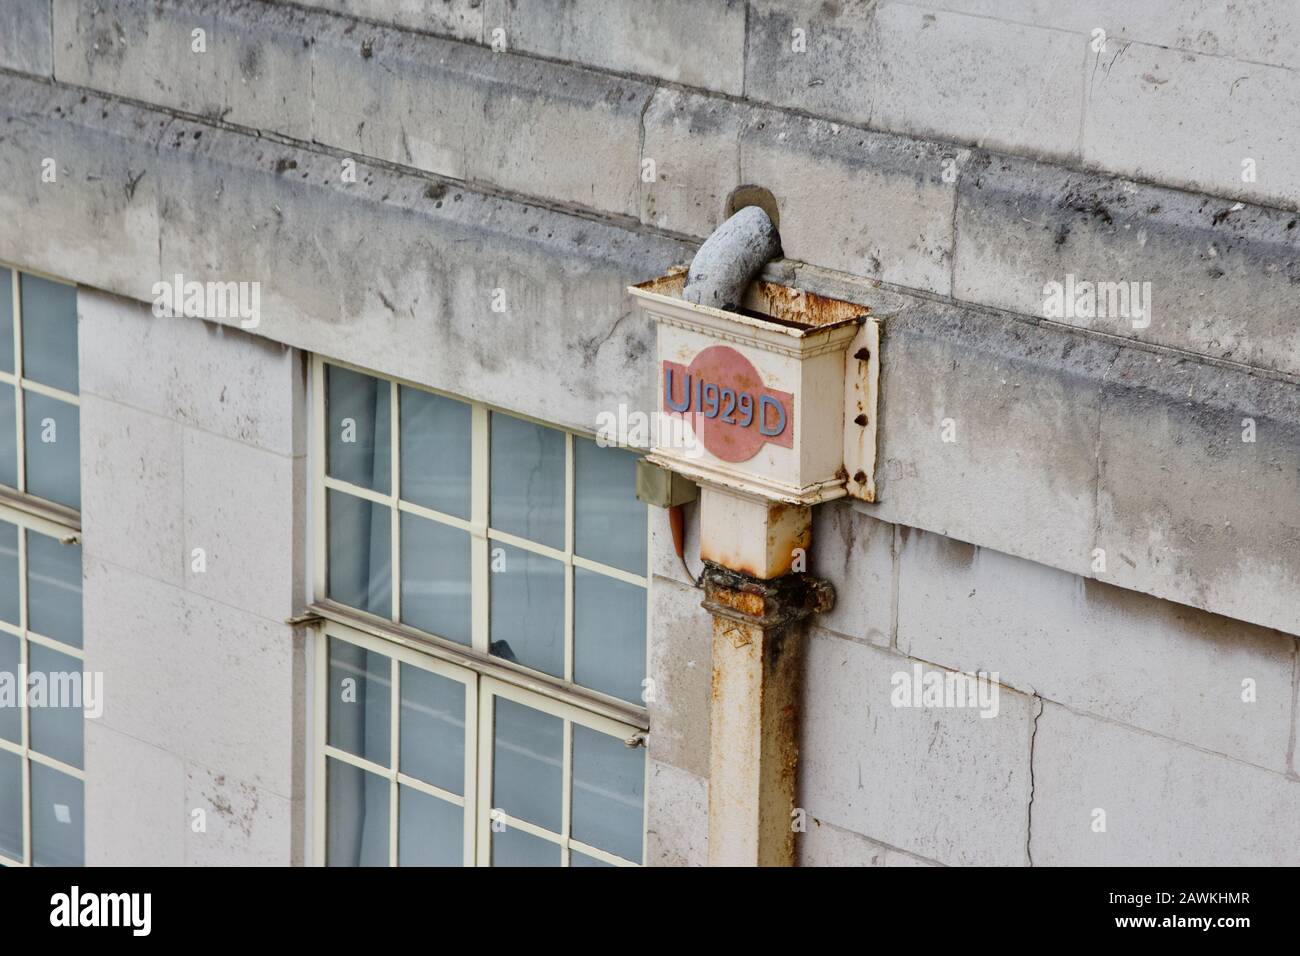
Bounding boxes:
[665,367,691,413]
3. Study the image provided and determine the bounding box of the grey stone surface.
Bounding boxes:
[745,1,1084,161]
[800,628,1035,866]
[84,722,186,866]
[0,0,52,75]
[82,557,298,798]
[289,0,484,41]
[487,0,746,94]
[0,80,161,302]
[898,530,1297,772]
[312,17,652,215]
[811,502,894,648]
[906,0,1300,69]
[866,300,1112,579]
[79,291,304,457]
[80,395,186,587]
[798,816,940,867]
[955,153,1300,376]
[639,88,742,239]
[741,109,957,294]
[182,428,301,624]
[1082,40,1300,211]
[1094,346,1300,635]
[184,765,293,865]
[53,0,315,139]
[647,576,711,779]
[645,758,708,867]
[1031,701,1300,865]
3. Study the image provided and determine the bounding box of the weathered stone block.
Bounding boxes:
[1031,702,1300,865]
[800,628,1035,866]
[741,111,956,293]
[955,153,1300,375]
[898,530,1297,771]
[53,0,314,139]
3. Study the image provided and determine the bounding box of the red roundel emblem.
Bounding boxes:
[662,345,795,463]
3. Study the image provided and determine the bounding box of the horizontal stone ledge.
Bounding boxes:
[955,151,1300,378]
[41,0,1300,379]
[838,285,1300,637]
[0,71,692,434]
[3,71,1297,636]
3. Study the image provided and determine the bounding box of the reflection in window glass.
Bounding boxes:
[327,758,388,867]
[489,543,564,677]
[398,785,461,867]
[575,439,646,576]
[27,532,82,648]
[24,392,79,509]
[400,387,470,518]
[327,365,390,494]
[572,725,644,864]
[490,413,564,549]
[492,698,562,832]
[327,490,391,618]
[31,763,82,867]
[574,569,646,704]
[400,513,470,645]
[19,274,78,395]
[327,638,391,767]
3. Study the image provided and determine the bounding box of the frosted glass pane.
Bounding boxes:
[327,758,389,867]
[398,786,462,867]
[326,365,390,493]
[25,392,79,509]
[29,643,83,770]
[327,490,391,618]
[327,637,391,766]
[574,569,646,703]
[399,387,470,518]
[400,513,470,645]
[492,697,561,832]
[0,383,14,489]
[0,520,17,626]
[0,633,17,744]
[0,270,12,374]
[399,663,464,793]
[31,763,82,866]
[489,542,563,677]
[490,413,564,548]
[571,850,615,867]
[20,274,77,394]
[27,531,82,648]
[572,725,644,864]
[574,438,646,575]
[491,827,560,867]
[0,749,19,862]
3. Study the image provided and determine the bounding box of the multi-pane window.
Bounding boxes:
[0,269,81,512]
[0,267,83,867]
[312,359,648,866]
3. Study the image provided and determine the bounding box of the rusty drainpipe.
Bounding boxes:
[684,208,836,866]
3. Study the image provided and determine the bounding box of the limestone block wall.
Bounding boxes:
[0,0,1295,864]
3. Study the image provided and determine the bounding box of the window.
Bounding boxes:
[312,359,648,866]
[0,268,81,513]
[0,267,83,867]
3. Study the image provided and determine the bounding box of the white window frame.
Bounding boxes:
[308,356,652,866]
[0,265,82,868]
[0,490,83,869]
[314,622,647,866]
[0,265,81,523]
